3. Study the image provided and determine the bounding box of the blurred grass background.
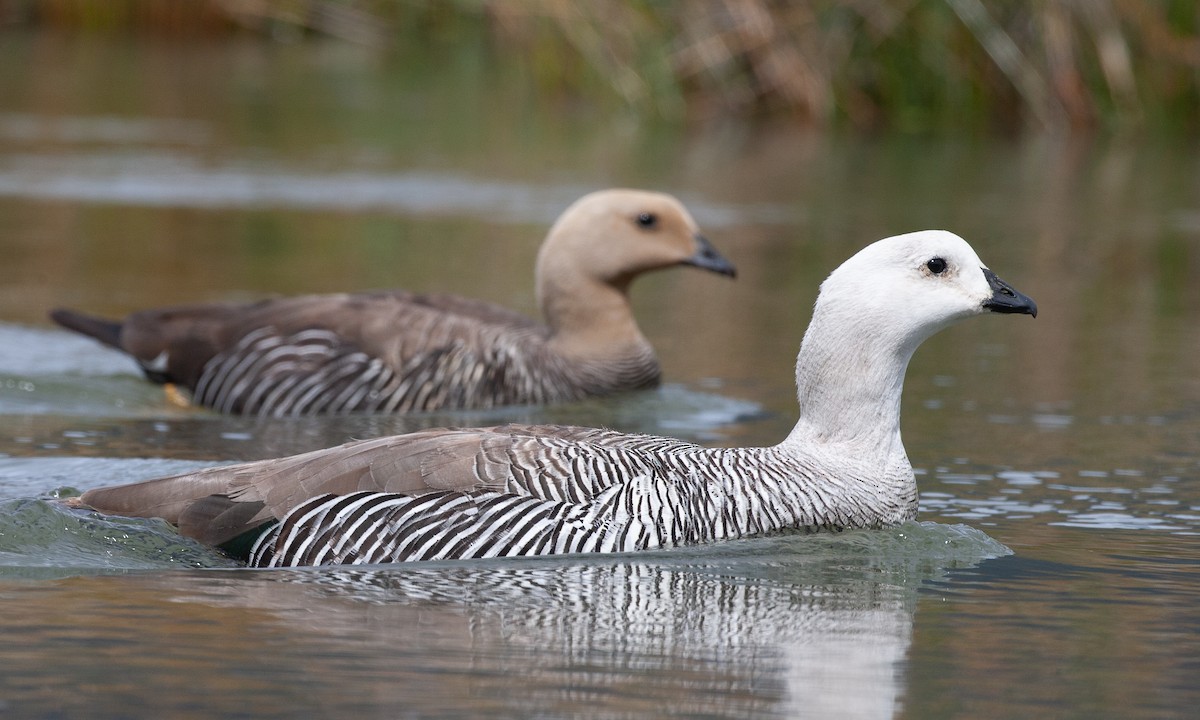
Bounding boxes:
[1,0,1197,134]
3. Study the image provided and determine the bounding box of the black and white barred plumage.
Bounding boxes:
[241,430,916,567]
[250,487,669,566]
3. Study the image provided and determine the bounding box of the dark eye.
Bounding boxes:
[926,257,947,275]
[635,212,658,229]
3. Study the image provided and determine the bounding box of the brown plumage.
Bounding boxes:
[50,189,736,415]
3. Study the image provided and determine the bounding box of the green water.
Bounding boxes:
[0,30,1199,719]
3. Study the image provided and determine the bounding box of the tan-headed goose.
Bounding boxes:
[72,230,1036,566]
[50,189,736,416]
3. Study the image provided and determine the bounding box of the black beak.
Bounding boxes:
[982,268,1037,317]
[682,234,737,278]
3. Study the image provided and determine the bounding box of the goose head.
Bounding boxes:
[814,230,1036,353]
[791,230,1036,447]
[536,189,735,298]
[536,189,736,352]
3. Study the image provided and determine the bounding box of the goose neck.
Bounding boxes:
[539,272,648,359]
[783,315,917,454]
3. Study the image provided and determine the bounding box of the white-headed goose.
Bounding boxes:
[72,230,1035,566]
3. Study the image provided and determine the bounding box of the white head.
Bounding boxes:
[814,230,1036,356]
[790,230,1036,448]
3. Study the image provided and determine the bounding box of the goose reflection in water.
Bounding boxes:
[137,527,1003,718]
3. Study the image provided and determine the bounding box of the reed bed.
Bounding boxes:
[2,0,1197,132]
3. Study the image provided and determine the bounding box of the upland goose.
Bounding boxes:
[73,230,1036,566]
[50,189,736,416]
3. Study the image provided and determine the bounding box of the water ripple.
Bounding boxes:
[920,463,1200,535]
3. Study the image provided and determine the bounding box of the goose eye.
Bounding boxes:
[926,257,948,275]
[635,212,658,229]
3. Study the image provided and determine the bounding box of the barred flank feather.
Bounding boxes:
[192,326,659,416]
[246,439,918,567]
[251,486,671,567]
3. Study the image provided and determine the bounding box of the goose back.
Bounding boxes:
[182,291,660,415]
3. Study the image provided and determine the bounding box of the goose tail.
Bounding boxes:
[50,308,124,350]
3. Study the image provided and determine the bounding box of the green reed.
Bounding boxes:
[3,0,1197,132]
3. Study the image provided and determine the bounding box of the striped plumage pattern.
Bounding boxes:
[190,321,659,416]
[246,431,916,567]
[249,488,664,566]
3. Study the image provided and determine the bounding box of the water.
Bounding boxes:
[1,30,1199,718]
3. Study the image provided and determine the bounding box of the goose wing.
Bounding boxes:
[78,423,670,547]
[54,292,547,414]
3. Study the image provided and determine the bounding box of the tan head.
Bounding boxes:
[537,189,735,293]
[535,190,736,343]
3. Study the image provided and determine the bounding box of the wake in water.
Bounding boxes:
[0,497,237,577]
[0,490,1008,581]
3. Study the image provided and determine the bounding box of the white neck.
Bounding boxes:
[778,302,927,463]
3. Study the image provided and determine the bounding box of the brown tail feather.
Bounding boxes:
[50,308,124,350]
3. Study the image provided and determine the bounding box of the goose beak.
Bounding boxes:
[982,268,1037,317]
[683,234,737,278]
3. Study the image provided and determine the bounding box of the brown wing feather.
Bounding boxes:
[374,290,539,329]
[176,496,267,546]
[77,423,637,547]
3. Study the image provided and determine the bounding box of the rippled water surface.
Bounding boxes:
[1,30,1199,719]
